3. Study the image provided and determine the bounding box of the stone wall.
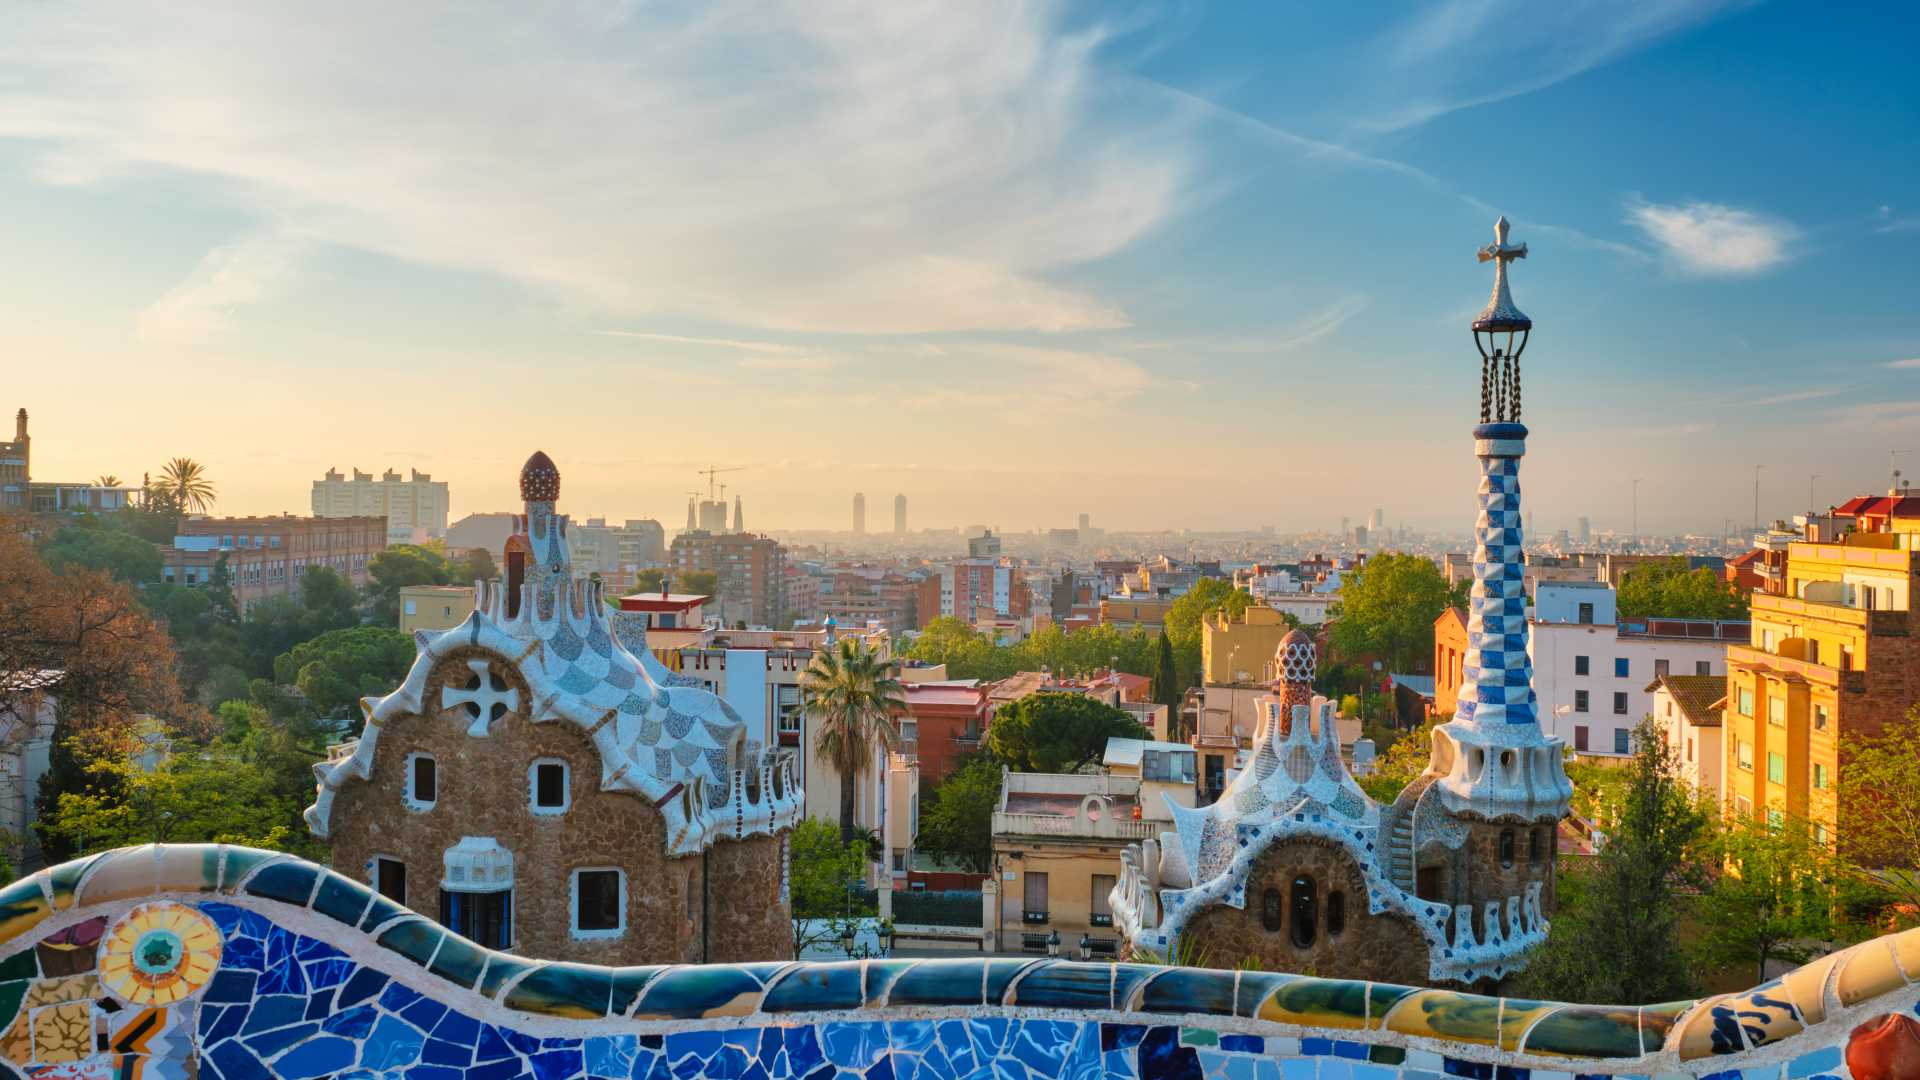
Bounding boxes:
[326,647,789,966]
[2,845,1918,1080]
[1180,837,1431,985]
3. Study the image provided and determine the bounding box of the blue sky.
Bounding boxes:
[0,1,1914,534]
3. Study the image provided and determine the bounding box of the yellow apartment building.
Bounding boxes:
[397,584,475,634]
[1201,604,1294,685]
[1725,494,1920,850]
[1098,595,1175,635]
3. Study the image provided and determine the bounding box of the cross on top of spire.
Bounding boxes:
[1472,216,1531,333]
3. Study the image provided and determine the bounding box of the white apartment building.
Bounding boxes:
[312,467,450,544]
[567,517,666,588]
[1649,673,1726,801]
[1530,581,1747,758]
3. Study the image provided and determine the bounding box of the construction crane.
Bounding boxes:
[697,464,744,500]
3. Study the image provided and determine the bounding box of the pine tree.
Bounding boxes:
[1152,631,1180,710]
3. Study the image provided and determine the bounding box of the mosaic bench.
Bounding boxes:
[0,844,1914,1080]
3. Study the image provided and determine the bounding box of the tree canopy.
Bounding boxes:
[40,523,163,584]
[1693,817,1853,985]
[1616,557,1748,620]
[1836,706,1920,924]
[1327,552,1454,675]
[914,755,1000,874]
[984,691,1148,774]
[1517,717,1708,1004]
[631,568,716,596]
[901,618,1154,683]
[271,626,416,728]
[787,816,876,958]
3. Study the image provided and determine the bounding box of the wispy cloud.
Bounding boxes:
[1886,358,1920,370]
[1626,199,1797,276]
[1824,400,1920,431]
[1363,0,1750,132]
[1875,206,1920,234]
[591,331,807,355]
[1727,386,1843,408]
[1,2,1193,336]
[135,231,307,343]
[1123,296,1370,355]
[737,354,840,372]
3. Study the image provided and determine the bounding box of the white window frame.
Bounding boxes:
[571,867,626,940]
[529,758,571,816]
[404,752,438,811]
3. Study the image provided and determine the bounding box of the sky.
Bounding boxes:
[1,1,1916,536]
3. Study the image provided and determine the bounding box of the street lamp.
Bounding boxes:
[876,919,894,957]
[838,925,856,957]
[1045,929,1060,958]
[1077,933,1092,962]
[1471,217,1531,426]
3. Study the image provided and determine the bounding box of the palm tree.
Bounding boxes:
[96,474,120,489]
[158,458,216,514]
[802,638,907,844]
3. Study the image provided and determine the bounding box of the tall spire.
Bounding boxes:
[732,494,743,533]
[1430,219,1571,823]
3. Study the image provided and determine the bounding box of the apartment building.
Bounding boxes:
[1650,673,1725,801]
[312,467,449,544]
[1530,581,1746,757]
[671,530,788,628]
[165,515,386,612]
[398,584,474,634]
[1726,495,1920,848]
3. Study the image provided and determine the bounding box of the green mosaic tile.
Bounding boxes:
[1522,1004,1645,1060]
[0,878,50,949]
[609,966,668,1017]
[479,953,540,1000]
[425,934,489,991]
[1259,977,1370,1030]
[217,847,287,893]
[45,855,101,911]
[503,961,614,1018]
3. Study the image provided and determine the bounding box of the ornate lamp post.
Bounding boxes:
[1471,216,1530,426]
[1045,929,1060,958]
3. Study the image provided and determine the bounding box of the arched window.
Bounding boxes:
[1326,890,1346,937]
[1498,829,1515,869]
[1261,888,1282,932]
[1528,826,1545,864]
[1290,875,1316,948]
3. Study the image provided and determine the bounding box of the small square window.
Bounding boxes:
[1812,762,1829,789]
[531,760,569,813]
[1614,657,1630,678]
[373,857,407,904]
[1574,690,1589,713]
[1767,752,1785,784]
[1612,692,1628,715]
[1813,705,1828,730]
[1613,728,1630,754]
[1768,698,1786,727]
[1695,660,1711,676]
[574,869,624,937]
[1574,655,1589,676]
[406,753,438,809]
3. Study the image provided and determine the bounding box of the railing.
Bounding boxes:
[991,811,1154,841]
[1750,592,1908,634]
[1728,645,1866,691]
[1022,909,1048,924]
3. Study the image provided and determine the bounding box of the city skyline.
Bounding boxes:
[2,2,1915,532]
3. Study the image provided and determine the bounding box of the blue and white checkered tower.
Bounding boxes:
[1431,218,1573,823]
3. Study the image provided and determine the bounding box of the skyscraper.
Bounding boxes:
[894,494,906,534]
[852,493,866,534]
[732,494,744,533]
[1577,516,1591,545]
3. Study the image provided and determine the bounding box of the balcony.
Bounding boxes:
[1727,645,1866,693]
[1750,592,1908,636]
[992,810,1155,841]
[1022,909,1049,925]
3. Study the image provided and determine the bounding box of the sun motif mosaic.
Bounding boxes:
[96,902,221,1006]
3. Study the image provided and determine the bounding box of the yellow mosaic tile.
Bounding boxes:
[1720,984,1802,1050]
[0,1011,30,1064]
[1835,939,1905,1008]
[98,903,222,1007]
[1497,998,1558,1052]
[30,1000,91,1064]
[1890,925,1920,984]
[1778,951,1841,1027]
[1673,996,1730,1061]
[1379,990,1502,1046]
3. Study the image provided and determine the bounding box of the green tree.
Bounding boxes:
[157,457,217,514]
[985,691,1148,773]
[1695,817,1848,985]
[1517,717,1708,1004]
[365,544,455,624]
[1357,715,1440,804]
[237,567,363,676]
[915,755,1000,874]
[787,816,876,957]
[902,617,1009,680]
[1616,558,1748,620]
[1151,631,1179,710]
[803,638,906,842]
[38,739,311,858]
[1836,706,1920,924]
[271,626,415,728]
[205,554,240,623]
[631,568,716,596]
[1327,553,1453,675]
[40,524,163,584]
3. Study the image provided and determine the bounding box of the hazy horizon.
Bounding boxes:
[5,2,1915,535]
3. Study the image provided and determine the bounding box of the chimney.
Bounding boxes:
[13,409,25,441]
